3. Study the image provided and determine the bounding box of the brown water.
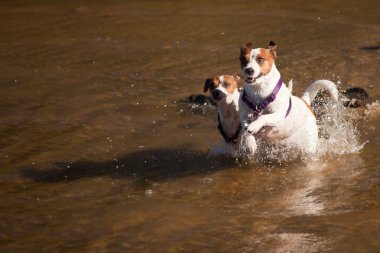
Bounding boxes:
[1,0,380,252]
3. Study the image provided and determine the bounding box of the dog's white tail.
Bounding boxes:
[301,80,339,105]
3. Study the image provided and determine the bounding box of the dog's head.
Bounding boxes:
[240,41,277,85]
[204,75,241,102]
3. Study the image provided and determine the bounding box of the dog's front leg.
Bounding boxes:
[241,133,257,156]
[246,113,283,134]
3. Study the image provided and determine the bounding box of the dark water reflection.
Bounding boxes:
[1,0,380,252]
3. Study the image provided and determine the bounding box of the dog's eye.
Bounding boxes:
[222,82,229,88]
[257,57,265,64]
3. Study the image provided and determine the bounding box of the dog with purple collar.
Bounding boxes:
[239,41,339,157]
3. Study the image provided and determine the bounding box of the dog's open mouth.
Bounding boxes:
[245,76,254,83]
[245,73,263,84]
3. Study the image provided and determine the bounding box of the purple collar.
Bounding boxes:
[242,77,292,118]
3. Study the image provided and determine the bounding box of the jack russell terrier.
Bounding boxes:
[239,41,339,157]
[204,75,242,156]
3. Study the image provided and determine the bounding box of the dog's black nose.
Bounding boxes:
[245,68,254,76]
[212,90,224,101]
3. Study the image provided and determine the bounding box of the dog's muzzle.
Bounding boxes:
[244,68,255,83]
[245,68,254,76]
[245,72,263,84]
[212,89,225,101]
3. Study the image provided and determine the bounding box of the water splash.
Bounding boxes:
[239,135,307,164]
[364,100,380,118]
[235,98,364,163]
[315,100,364,158]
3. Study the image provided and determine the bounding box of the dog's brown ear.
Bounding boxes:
[233,74,243,89]
[267,40,277,58]
[268,41,276,49]
[204,78,214,93]
[240,42,253,66]
[246,42,253,48]
[232,74,241,82]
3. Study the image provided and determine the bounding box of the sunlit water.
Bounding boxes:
[1,0,380,252]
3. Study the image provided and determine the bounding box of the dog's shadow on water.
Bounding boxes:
[359,44,380,51]
[21,148,236,185]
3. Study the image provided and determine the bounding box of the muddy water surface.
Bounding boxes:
[1,0,380,252]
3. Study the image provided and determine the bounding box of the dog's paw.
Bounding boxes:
[246,122,262,134]
[240,134,257,157]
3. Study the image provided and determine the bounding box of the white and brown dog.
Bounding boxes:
[239,41,339,157]
[204,75,242,156]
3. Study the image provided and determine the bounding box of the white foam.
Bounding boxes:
[315,101,364,158]
[235,99,364,163]
[365,100,380,118]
